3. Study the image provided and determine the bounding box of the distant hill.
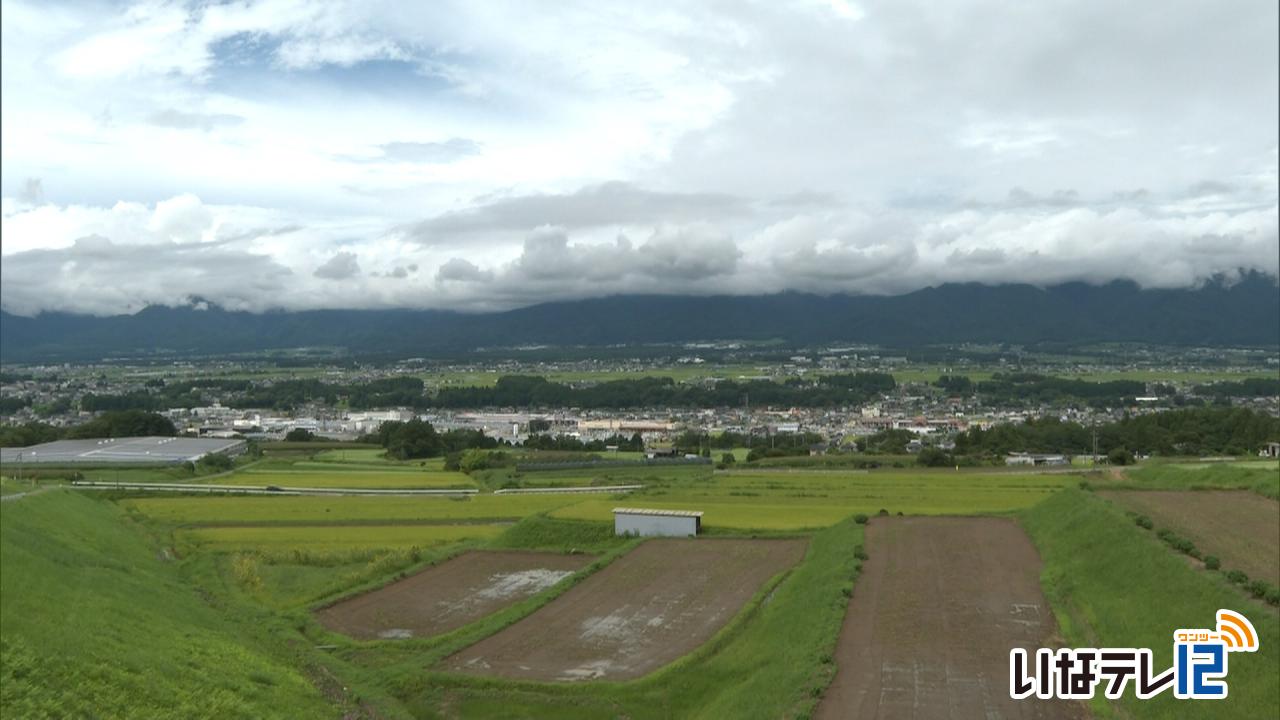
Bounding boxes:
[2,274,1277,361]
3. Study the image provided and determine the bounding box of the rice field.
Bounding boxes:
[234,468,475,489]
[177,523,508,552]
[550,470,1076,530]
[121,493,583,526]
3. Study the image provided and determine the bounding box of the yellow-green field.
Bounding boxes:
[122,493,581,525]
[235,468,475,489]
[123,468,1080,532]
[310,448,398,464]
[177,523,507,552]
[550,470,1076,530]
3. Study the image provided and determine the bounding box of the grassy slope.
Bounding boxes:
[0,490,334,719]
[1022,489,1279,719]
[1117,461,1280,500]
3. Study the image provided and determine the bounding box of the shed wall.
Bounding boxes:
[614,513,698,537]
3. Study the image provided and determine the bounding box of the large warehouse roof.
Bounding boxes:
[0,436,245,465]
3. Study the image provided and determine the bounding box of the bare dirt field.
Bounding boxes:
[443,537,808,681]
[816,517,1086,720]
[1099,490,1280,585]
[315,550,594,640]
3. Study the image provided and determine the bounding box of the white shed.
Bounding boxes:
[613,507,703,537]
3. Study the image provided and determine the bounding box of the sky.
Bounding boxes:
[1,0,1277,316]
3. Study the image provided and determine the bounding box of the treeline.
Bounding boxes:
[0,396,30,413]
[81,379,253,412]
[523,433,645,453]
[934,373,1150,406]
[358,418,650,460]
[358,419,505,460]
[0,411,177,447]
[433,373,896,409]
[1193,378,1280,398]
[222,378,429,411]
[953,407,1279,458]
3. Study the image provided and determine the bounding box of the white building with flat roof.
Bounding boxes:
[613,507,702,537]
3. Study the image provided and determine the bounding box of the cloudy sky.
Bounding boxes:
[1,0,1276,316]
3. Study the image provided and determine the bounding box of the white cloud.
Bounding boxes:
[0,0,1276,315]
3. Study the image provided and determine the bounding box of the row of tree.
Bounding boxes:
[26,371,1276,417]
[0,410,177,447]
[934,373,1150,407]
[952,407,1278,457]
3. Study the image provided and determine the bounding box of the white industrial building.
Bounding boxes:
[0,436,246,465]
[613,507,703,537]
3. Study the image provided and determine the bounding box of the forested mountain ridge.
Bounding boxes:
[2,274,1276,361]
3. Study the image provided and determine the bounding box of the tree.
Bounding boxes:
[198,453,234,471]
[1107,447,1134,466]
[284,428,317,442]
[915,447,953,467]
[66,410,176,439]
[383,418,443,459]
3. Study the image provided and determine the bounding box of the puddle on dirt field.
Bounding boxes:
[474,569,576,601]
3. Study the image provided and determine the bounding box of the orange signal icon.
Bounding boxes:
[1216,610,1258,652]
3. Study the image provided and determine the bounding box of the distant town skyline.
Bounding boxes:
[2,0,1276,316]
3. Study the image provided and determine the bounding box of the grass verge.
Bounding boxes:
[1021,489,1279,719]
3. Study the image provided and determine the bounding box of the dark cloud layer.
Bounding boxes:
[403,182,751,242]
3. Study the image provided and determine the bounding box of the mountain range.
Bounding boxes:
[2,275,1277,362]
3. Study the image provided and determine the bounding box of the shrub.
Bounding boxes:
[1134,515,1153,530]
[1246,580,1269,599]
[283,428,316,442]
[853,514,869,524]
[1225,569,1249,585]
[1266,588,1280,607]
[853,545,869,561]
[1107,447,1133,466]
[877,508,889,516]
[197,452,234,472]
[1204,556,1220,571]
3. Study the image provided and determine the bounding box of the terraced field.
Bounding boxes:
[317,550,595,640]
[444,538,807,681]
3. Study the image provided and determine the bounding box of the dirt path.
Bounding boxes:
[443,538,807,682]
[316,550,594,640]
[0,485,54,502]
[816,517,1086,720]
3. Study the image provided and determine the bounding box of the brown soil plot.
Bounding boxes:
[1099,490,1280,585]
[316,550,594,640]
[816,517,1086,720]
[443,537,807,681]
